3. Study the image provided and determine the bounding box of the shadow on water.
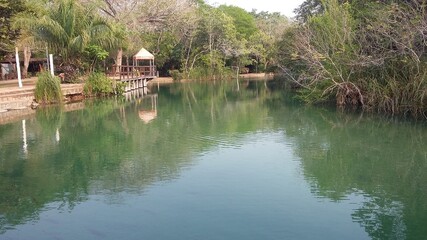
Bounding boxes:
[0,79,426,239]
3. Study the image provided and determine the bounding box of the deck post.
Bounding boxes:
[113,62,157,92]
[15,47,23,88]
[49,54,54,76]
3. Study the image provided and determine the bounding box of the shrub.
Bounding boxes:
[34,71,63,104]
[83,72,114,96]
[169,70,183,81]
[115,82,126,95]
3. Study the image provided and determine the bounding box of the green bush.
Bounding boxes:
[115,82,126,95]
[279,0,427,118]
[169,70,183,81]
[83,72,115,96]
[34,71,63,104]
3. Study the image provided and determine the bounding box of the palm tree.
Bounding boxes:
[14,0,118,80]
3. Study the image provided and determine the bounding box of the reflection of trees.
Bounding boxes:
[352,194,406,240]
[1,81,426,239]
[0,80,275,233]
[270,103,427,239]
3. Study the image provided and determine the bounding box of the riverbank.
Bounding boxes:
[0,76,173,124]
[151,73,273,84]
[0,73,272,116]
[0,78,83,112]
[239,73,274,79]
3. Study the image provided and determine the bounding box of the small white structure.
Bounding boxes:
[133,48,155,76]
[15,47,22,88]
[115,48,157,91]
[133,48,154,63]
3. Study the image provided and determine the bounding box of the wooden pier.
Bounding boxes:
[109,65,157,92]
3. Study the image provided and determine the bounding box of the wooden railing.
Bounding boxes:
[109,65,157,80]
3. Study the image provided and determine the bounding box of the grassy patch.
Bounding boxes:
[34,72,63,104]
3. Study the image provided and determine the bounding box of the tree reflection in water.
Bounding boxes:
[0,80,273,233]
[0,80,426,239]
[270,101,427,239]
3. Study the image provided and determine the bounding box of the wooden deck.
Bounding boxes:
[109,65,158,92]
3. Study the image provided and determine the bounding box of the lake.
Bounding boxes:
[0,80,426,240]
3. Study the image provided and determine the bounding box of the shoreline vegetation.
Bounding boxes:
[281,0,427,119]
[1,0,426,119]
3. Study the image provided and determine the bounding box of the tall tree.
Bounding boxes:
[83,0,136,71]
[251,11,290,72]
[218,5,258,40]
[12,0,48,78]
[0,0,26,58]
[14,0,115,79]
[294,0,323,23]
[187,5,238,76]
[85,0,195,73]
[217,5,259,70]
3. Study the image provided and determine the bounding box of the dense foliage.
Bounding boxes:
[83,72,123,96]
[3,0,289,80]
[12,0,118,82]
[4,0,427,117]
[0,0,25,56]
[280,0,427,118]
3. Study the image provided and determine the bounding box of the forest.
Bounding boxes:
[1,0,427,117]
[0,0,289,79]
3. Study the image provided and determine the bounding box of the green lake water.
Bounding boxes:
[0,80,426,240]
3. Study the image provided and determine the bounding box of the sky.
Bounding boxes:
[206,0,306,18]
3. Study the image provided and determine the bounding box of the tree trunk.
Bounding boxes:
[115,48,123,74]
[184,36,194,74]
[23,46,31,78]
